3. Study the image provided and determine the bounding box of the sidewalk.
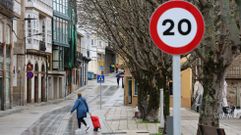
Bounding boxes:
[0,85,89,118]
[63,75,160,135]
[0,98,65,117]
[1,74,240,135]
[65,73,241,135]
[0,86,88,135]
[181,108,241,135]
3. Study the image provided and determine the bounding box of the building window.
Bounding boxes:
[6,25,11,58]
[42,21,45,42]
[0,21,3,44]
[0,45,2,57]
[53,0,68,15]
[60,19,63,43]
[6,25,11,45]
[27,15,32,44]
[0,78,3,103]
[53,0,56,10]
[59,47,64,70]
[52,48,59,70]
[87,50,90,57]
[52,46,64,70]
[128,79,132,104]
[134,80,138,96]
[53,17,68,45]
[0,21,3,57]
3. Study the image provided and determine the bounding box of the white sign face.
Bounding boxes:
[157,8,197,48]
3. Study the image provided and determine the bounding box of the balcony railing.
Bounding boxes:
[226,66,241,79]
[39,41,46,51]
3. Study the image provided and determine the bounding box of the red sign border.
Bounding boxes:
[149,1,205,55]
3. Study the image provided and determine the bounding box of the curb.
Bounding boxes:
[0,85,88,118]
[0,107,24,117]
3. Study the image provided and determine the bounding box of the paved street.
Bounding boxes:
[181,109,241,135]
[0,74,241,135]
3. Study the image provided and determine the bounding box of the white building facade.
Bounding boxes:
[24,0,52,103]
[87,34,107,76]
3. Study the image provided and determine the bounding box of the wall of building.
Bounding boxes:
[25,0,52,53]
[123,67,192,108]
[24,55,47,103]
[47,73,65,100]
[25,0,52,17]
[0,0,15,110]
[87,34,107,75]
[124,68,138,107]
[13,0,25,107]
[170,68,192,108]
[226,80,241,107]
[104,48,116,74]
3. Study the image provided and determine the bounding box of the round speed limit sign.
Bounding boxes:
[150,1,204,55]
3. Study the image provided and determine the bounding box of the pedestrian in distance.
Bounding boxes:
[115,64,119,73]
[116,73,120,87]
[71,93,90,132]
[116,71,124,87]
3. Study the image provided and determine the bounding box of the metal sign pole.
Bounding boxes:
[173,55,181,135]
[160,88,164,128]
[100,81,102,110]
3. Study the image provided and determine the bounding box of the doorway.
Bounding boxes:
[59,78,62,98]
[54,77,58,99]
[27,78,32,103]
[0,77,2,109]
[41,65,45,102]
[34,76,38,103]
[34,63,39,103]
[41,76,45,102]
[128,79,132,104]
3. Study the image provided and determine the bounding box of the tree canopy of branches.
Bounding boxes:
[77,0,241,133]
[77,0,173,121]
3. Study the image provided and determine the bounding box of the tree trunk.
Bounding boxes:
[163,76,170,134]
[197,65,225,134]
[138,80,149,120]
[138,75,162,121]
[146,87,160,121]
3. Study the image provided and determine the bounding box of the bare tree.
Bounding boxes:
[192,0,241,130]
[147,0,241,130]
[77,0,173,121]
[77,0,241,134]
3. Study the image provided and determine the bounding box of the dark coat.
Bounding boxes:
[71,97,89,118]
[116,72,124,78]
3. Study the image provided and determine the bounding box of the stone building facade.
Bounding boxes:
[226,55,241,107]
[0,0,20,110]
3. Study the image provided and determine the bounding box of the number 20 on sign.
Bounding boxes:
[149,0,204,55]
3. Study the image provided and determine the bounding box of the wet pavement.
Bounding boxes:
[2,74,241,135]
[20,76,127,135]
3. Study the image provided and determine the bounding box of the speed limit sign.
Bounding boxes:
[150,0,204,55]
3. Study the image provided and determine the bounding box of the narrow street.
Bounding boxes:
[20,74,126,135]
[1,75,241,135]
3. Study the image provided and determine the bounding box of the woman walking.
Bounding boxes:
[71,93,90,132]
